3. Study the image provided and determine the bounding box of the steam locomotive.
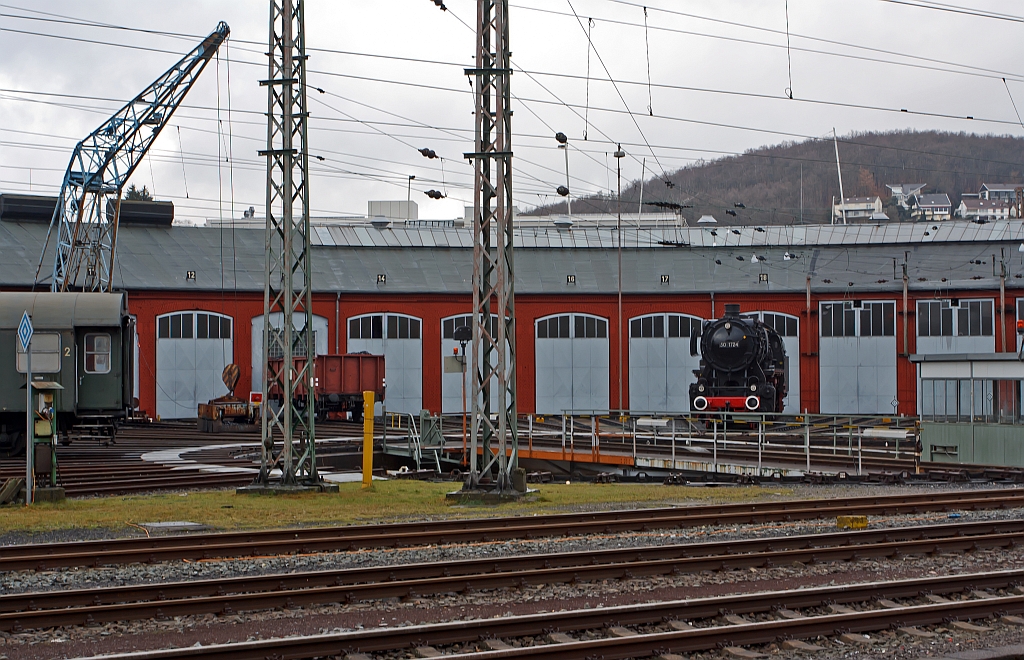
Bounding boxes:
[689,304,787,413]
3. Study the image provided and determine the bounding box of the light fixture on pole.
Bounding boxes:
[614,144,625,413]
[453,324,472,465]
[555,132,571,217]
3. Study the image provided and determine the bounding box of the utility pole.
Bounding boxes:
[614,144,625,413]
[250,0,326,491]
[464,0,518,493]
[833,128,847,225]
[407,175,415,221]
[1000,248,1007,352]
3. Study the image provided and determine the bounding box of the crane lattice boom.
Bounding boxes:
[37,21,230,292]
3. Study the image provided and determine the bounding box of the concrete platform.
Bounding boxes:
[445,488,531,504]
[32,486,65,503]
[237,482,340,495]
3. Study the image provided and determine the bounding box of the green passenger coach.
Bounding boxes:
[0,292,134,456]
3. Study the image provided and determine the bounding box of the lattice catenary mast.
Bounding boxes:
[255,0,321,488]
[36,23,229,292]
[465,0,519,492]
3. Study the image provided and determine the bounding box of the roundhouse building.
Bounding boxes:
[3,208,1024,421]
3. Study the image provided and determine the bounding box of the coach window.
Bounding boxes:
[85,333,111,374]
[16,332,61,373]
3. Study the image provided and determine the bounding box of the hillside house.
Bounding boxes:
[913,193,952,221]
[832,196,882,222]
[956,198,1015,221]
[980,183,1023,202]
[886,183,926,209]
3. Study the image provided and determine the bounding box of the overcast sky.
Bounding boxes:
[1,0,1023,224]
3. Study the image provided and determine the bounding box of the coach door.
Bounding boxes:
[78,327,124,411]
[157,312,233,419]
[535,313,609,415]
[628,313,702,412]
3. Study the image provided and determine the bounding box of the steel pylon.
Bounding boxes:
[36,23,229,292]
[465,0,518,492]
[256,0,319,487]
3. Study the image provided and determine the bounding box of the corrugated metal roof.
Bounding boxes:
[1,220,1021,296]
[0,292,125,329]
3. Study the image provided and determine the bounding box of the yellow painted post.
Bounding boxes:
[362,391,374,489]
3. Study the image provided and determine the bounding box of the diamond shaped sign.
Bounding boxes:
[17,310,32,351]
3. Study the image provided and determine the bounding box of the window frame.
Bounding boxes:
[84,332,112,374]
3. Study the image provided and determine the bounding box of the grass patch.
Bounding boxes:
[0,481,793,535]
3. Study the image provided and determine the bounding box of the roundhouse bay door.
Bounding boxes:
[535,314,609,415]
[156,312,233,419]
[348,313,423,416]
[629,313,702,413]
[743,311,801,414]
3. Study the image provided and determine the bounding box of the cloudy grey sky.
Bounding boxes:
[1,0,1022,224]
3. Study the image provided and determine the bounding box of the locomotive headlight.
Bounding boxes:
[697,385,705,392]
[745,395,760,410]
[750,384,757,391]
[693,396,709,411]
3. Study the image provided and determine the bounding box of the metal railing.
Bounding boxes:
[544,411,919,475]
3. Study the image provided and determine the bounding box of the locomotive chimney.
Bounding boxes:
[724,303,741,317]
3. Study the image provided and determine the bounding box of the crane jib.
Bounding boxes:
[35,21,230,293]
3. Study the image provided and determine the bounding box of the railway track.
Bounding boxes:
[5,518,1024,632]
[4,488,1024,571]
[65,568,1024,659]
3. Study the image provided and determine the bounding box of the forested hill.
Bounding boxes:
[526,131,1024,225]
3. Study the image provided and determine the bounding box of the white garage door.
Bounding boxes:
[744,311,801,414]
[819,301,897,414]
[629,313,702,413]
[348,313,422,416]
[250,313,329,394]
[157,311,233,419]
[535,314,609,415]
[440,314,503,415]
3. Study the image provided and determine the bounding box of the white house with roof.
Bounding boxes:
[886,183,926,208]
[956,198,1015,221]
[980,183,1023,202]
[913,193,952,221]
[832,196,882,222]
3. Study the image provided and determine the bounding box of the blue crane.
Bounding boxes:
[35,21,230,292]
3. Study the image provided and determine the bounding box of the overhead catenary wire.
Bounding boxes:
[643,6,653,115]
[176,125,189,199]
[565,0,671,183]
[6,2,1024,225]
[784,0,794,99]
[1003,78,1024,132]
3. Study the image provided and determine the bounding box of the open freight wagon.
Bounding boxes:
[267,353,385,422]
